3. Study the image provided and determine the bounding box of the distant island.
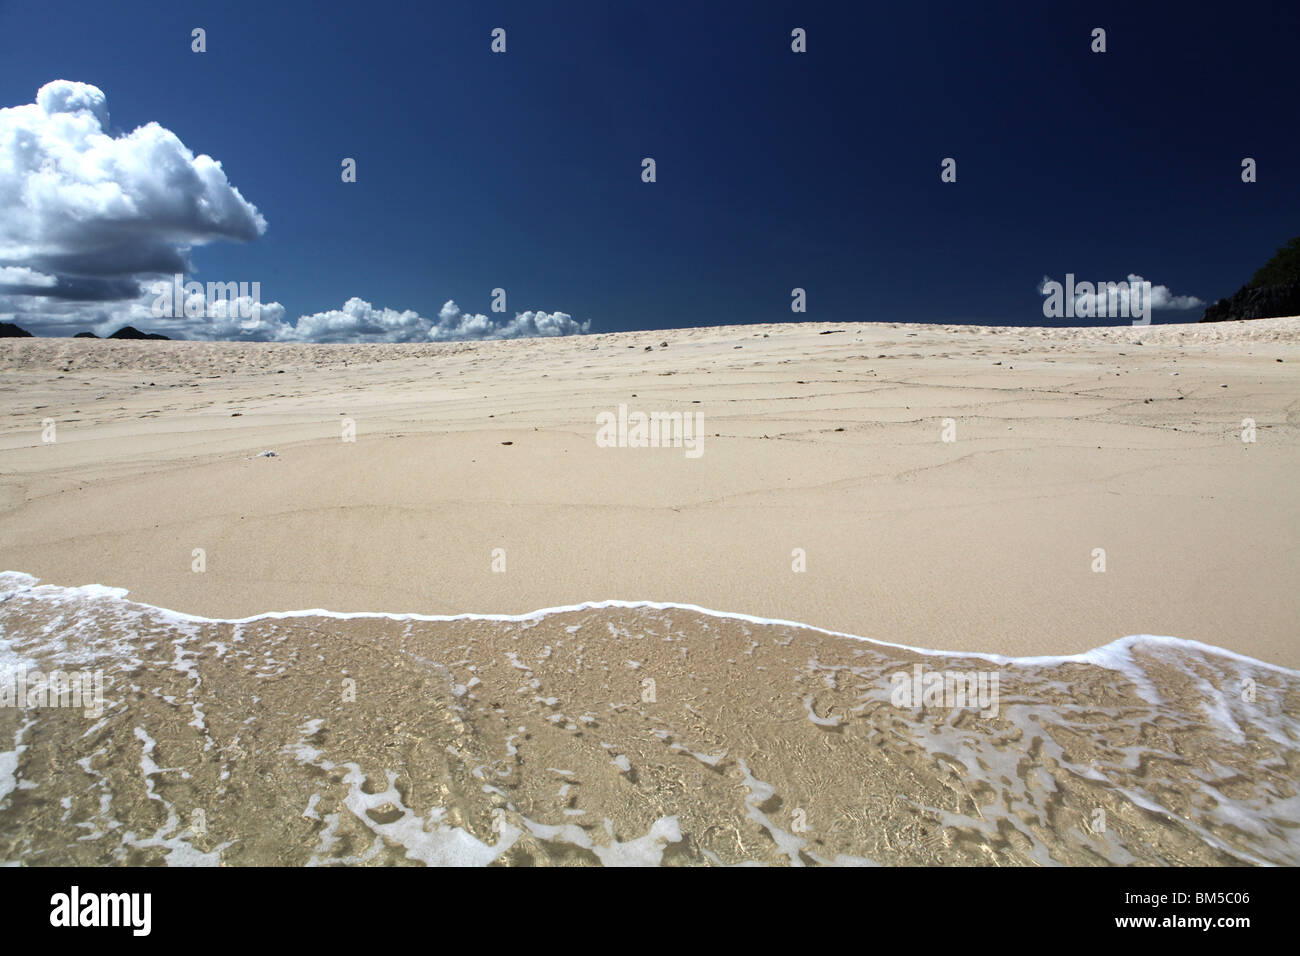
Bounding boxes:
[1201,236,1300,322]
[0,324,171,340]
[105,326,171,340]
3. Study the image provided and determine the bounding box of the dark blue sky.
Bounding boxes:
[2,0,1297,335]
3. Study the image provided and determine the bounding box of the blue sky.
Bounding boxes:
[0,0,1296,339]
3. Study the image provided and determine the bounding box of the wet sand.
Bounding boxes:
[2,576,1296,866]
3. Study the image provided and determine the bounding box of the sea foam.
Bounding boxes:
[1,571,1296,866]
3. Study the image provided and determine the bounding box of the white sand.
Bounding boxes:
[2,317,1298,666]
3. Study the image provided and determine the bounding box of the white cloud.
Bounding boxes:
[1038,273,1203,312]
[272,298,589,343]
[0,79,266,322]
[0,265,57,287]
[169,291,289,340]
[0,81,591,343]
[1141,277,1204,311]
[280,297,428,344]
[0,285,591,342]
[429,300,589,341]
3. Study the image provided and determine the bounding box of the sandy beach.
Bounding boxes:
[2,318,1298,666]
[5,0,1300,877]
[3,318,1299,866]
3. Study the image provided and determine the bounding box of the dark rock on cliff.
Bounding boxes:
[1201,237,1300,322]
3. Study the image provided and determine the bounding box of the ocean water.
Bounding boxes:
[0,571,1296,866]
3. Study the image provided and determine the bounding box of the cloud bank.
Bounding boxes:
[429,300,588,342]
[0,81,591,342]
[136,296,588,343]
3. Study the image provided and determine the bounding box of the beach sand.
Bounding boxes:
[2,318,1298,665]
[2,320,1298,866]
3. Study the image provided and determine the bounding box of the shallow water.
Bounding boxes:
[1,571,1296,866]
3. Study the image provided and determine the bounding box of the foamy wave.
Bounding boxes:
[6,570,1294,674]
[1,572,1296,866]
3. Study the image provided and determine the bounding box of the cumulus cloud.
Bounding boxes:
[1,80,266,261]
[429,300,589,341]
[269,298,589,343]
[0,282,592,342]
[282,297,428,344]
[164,290,289,341]
[1142,279,1205,311]
[0,79,266,331]
[0,81,591,343]
[1038,273,1204,313]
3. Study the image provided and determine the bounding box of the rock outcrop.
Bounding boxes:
[1201,237,1300,322]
